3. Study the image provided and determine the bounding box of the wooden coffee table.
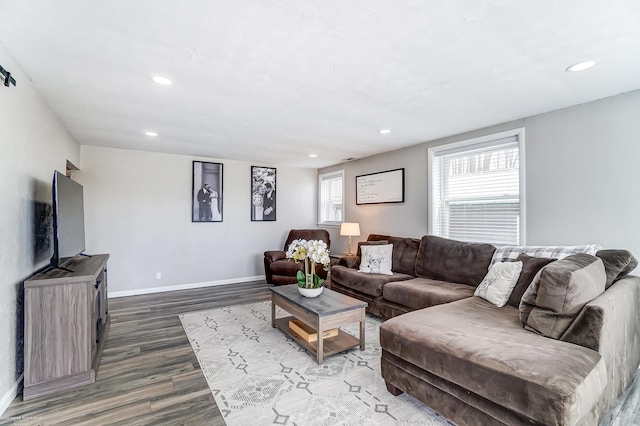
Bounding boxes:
[270,285,368,364]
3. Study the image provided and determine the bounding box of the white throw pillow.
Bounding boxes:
[358,244,393,275]
[474,261,523,307]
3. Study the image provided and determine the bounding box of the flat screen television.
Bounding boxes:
[50,170,86,269]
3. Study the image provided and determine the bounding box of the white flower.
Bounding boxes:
[286,239,309,262]
[307,240,330,268]
[285,239,330,268]
[285,238,331,288]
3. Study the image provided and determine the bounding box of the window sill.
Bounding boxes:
[317,222,342,229]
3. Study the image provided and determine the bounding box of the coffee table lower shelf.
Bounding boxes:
[275,316,360,359]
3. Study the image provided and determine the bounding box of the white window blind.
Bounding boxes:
[432,135,521,245]
[318,171,343,224]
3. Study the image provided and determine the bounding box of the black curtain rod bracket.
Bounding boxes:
[0,64,17,87]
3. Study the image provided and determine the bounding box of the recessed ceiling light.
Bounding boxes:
[144,131,158,137]
[566,61,596,72]
[309,154,318,158]
[151,75,172,85]
[379,129,391,134]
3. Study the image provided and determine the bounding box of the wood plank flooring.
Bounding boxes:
[0,281,270,426]
[2,280,639,425]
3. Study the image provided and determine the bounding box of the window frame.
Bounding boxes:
[317,169,345,227]
[427,128,526,245]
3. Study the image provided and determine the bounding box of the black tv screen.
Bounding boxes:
[51,171,86,268]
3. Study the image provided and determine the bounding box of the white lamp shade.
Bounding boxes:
[340,222,360,236]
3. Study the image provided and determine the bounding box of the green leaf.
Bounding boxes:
[296,270,306,285]
[313,275,324,287]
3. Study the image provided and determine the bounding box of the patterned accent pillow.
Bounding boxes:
[358,244,393,275]
[489,244,602,268]
[354,240,389,269]
[474,261,523,307]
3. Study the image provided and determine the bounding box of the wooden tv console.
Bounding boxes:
[23,254,110,400]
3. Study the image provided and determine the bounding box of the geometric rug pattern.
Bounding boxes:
[180,301,454,426]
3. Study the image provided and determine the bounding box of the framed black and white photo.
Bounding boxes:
[251,166,276,221]
[192,161,223,222]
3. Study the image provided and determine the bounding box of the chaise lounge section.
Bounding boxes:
[329,233,640,425]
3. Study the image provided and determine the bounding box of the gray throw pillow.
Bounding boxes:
[519,253,606,339]
[595,249,638,288]
[507,254,556,308]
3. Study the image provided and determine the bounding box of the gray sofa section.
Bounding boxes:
[382,278,475,309]
[328,233,640,425]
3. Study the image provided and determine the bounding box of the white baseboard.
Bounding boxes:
[0,374,23,417]
[108,275,266,298]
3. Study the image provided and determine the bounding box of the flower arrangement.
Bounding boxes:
[285,239,331,289]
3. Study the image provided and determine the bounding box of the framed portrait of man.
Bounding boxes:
[192,161,223,222]
[251,166,276,221]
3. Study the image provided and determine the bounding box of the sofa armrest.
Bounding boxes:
[339,256,359,269]
[264,250,286,262]
[560,275,640,412]
[561,275,640,353]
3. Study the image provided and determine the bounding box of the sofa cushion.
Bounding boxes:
[507,254,556,307]
[383,278,475,310]
[380,297,606,426]
[358,244,393,275]
[474,261,522,307]
[520,253,606,339]
[595,249,638,288]
[415,235,496,286]
[330,265,413,297]
[365,234,421,276]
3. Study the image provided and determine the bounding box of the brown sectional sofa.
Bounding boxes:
[328,234,640,425]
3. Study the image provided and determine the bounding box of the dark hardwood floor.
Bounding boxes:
[1,281,271,426]
[2,280,638,425]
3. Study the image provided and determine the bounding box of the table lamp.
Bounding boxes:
[340,222,361,256]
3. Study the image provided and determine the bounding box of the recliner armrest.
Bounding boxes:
[264,250,287,263]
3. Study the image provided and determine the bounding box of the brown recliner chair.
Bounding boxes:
[264,229,331,285]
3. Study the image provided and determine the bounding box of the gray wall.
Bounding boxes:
[525,92,640,249]
[78,146,318,294]
[321,90,640,263]
[0,42,80,411]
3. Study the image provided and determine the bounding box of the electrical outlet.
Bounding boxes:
[156,272,162,280]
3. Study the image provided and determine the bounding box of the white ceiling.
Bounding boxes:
[1,1,639,168]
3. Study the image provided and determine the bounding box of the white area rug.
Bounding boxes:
[179,301,453,426]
